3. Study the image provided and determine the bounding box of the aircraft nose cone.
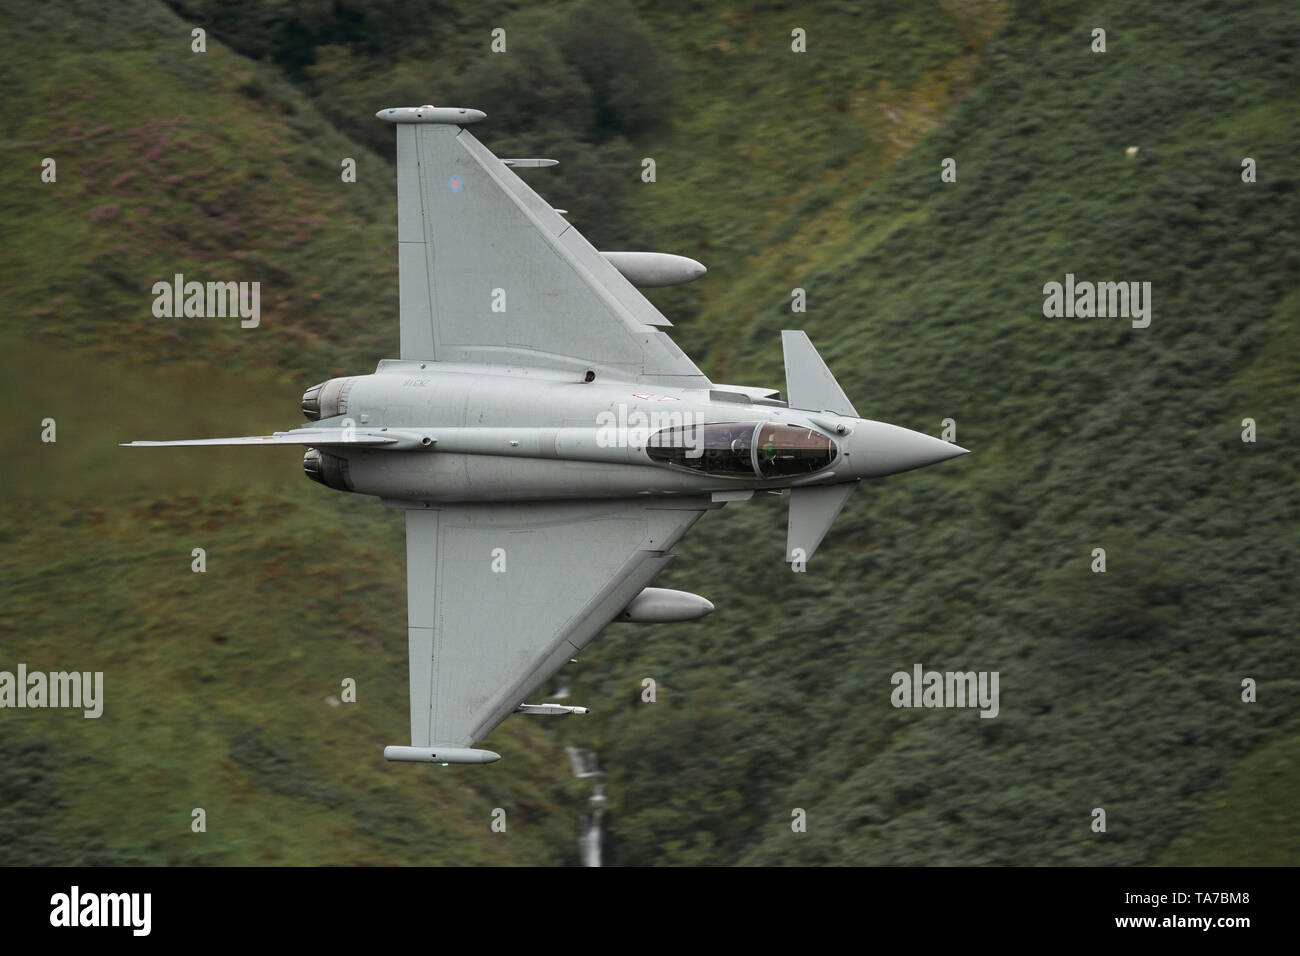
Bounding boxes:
[846,420,969,478]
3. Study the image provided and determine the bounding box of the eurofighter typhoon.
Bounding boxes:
[127,105,968,765]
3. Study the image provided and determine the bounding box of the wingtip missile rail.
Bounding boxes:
[375,105,486,124]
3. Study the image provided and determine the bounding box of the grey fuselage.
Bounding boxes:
[301,360,962,504]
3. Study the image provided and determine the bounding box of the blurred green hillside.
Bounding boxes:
[1,0,1297,865]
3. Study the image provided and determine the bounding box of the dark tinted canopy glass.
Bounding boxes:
[755,423,836,476]
[646,422,758,477]
[646,421,836,478]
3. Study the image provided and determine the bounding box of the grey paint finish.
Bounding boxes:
[405,500,709,748]
[384,746,500,764]
[394,119,704,384]
[601,251,707,287]
[617,587,715,623]
[781,329,859,417]
[125,107,970,763]
[376,106,487,125]
[787,483,858,562]
[405,509,439,748]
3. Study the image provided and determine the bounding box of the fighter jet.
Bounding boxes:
[126,105,968,765]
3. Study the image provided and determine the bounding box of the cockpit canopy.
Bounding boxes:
[646,421,837,479]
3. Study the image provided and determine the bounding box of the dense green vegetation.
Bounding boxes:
[1,0,1296,865]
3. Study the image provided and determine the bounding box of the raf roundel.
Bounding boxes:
[448,174,464,193]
